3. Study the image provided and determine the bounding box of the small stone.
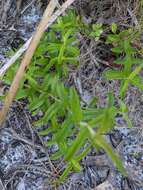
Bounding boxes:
[95,180,114,190]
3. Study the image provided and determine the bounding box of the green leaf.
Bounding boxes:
[87,127,126,175]
[123,40,136,55]
[57,163,72,184]
[56,82,68,105]
[131,76,143,91]
[24,73,41,91]
[16,89,28,100]
[90,23,103,40]
[75,144,92,161]
[107,92,114,107]
[97,108,117,134]
[38,127,55,136]
[120,63,143,98]
[106,34,120,43]
[29,97,45,111]
[55,117,72,143]
[57,30,73,65]
[119,100,128,113]
[51,150,63,160]
[65,127,87,161]
[96,135,126,175]
[66,46,79,57]
[45,140,57,147]
[34,103,60,126]
[104,69,126,80]
[69,88,83,123]
[71,159,81,172]
[111,23,117,34]
[111,47,123,53]
[83,108,104,122]
[129,58,143,65]
[119,29,131,38]
[63,57,78,64]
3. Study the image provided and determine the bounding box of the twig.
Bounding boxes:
[127,8,139,27]
[0,178,5,190]
[0,0,57,125]
[0,0,76,77]
[11,128,58,174]
[20,0,36,15]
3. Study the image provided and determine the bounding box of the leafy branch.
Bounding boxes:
[103,27,143,98]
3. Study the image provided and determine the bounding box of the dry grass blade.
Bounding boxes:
[0,0,57,126]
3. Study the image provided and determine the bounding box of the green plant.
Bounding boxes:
[2,10,79,99]
[89,23,103,41]
[1,11,129,184]
[40,88,126,184]
[79,19,103,41]
[104,27,143,98]
[111,23,118,34]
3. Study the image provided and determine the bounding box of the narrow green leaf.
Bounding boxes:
[34,103,60,126]
[120,63,143,98]
[57,163,72,184]
[87,127,126,175]
[107,92,114,107]
[29,98,45,111]
[38,127,55,136]
[51,150,62,160]
[96,135,126,175]
[104,70,126,80]
[71,160,81,172]
[55,117,72,143]
[65,127,87,161]
[69,88,83,123]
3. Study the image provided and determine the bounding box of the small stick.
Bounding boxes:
[0,0,57,126]
[0,0,76,76]
[20,0,36,15]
